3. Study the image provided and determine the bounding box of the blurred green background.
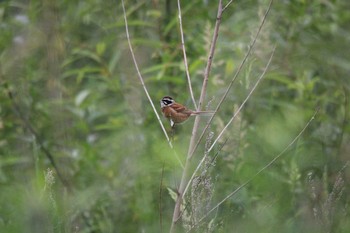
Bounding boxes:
[0,0,349,232]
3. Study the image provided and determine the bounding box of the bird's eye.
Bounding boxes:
[163,99,172,105]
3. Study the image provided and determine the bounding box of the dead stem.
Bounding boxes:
[186,107,319,232]
[121,0,184,168]
[169,1,223,232]
[177,0,197,109]
[189,0,274,159]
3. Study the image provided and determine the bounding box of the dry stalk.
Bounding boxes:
[189,0,274,159]
[177,0,197,109]
[183,46,275,198]
[169,1,223,232]
[207,46,276,152]
[121,0,184,168]
[186,108,319,232]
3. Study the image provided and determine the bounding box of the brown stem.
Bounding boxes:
[177,0,197,109]
[186,107,319,232]
[183,46,276,199]
[169,1,223,232]
[189,0,273,159]
[121,1,173,145]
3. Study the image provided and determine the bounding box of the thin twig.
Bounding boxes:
[177,0,197,109]
[189,0,273,158]
[121,0,170,146]
[187,0,224,161]
[183,46,275,198]
[176,135,227,222]
[208,46,276,152]
[222,0,234,12]
[121,0,185,168]
[182,137,228,199]
[196,0,223,113]
[169,1,223,232]
[187,107,319,232]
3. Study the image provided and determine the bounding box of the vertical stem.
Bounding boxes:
[121,0,173,149]
[169,1,223,232]
[177,0,197,109]
[188,0,273,159]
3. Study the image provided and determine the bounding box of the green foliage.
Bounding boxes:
[0,0,349,232]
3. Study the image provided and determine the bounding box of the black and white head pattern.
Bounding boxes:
[160,96,174,108]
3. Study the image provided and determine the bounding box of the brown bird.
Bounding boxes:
[160,96,213,127]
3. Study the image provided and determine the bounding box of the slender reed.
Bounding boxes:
[169,1,223,232]
[189,0,273,159]
[208,46,276,152]
[183,46,275,198]
[121,0,171,148]
[187,107,319,232]
[177,0,197,109]
[121,0,185,168]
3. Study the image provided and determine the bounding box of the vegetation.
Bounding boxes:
[0,0,349,232]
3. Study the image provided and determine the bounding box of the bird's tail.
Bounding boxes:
[191,111,214,116]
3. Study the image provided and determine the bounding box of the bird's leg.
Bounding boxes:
[170,121,176,140]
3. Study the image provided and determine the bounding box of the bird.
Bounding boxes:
[160,96,213,127]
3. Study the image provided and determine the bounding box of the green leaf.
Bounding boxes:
[167,187,178,202]
[75,90,90,106]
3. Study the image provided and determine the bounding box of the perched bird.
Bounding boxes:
[160,96,213,127]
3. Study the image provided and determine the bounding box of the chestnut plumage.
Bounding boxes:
[160,96,212,126]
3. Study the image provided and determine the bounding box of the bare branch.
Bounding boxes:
[188,0,224,160]
[170,1,223,232]
[196,0,223,113]
[183,46,275,199]
[222,0,235,12]
[189,107,320,230]
[208,46,276,152]
[182,137,228,198]
[121,0,184,168]
[189,0,273,158]
[121,0,168,144]
[177,0,197,109]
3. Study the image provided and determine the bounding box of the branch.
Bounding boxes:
[177,0,197,109]
[183,46,275,199]
[188,107,319,231]
[182,137,228,202]
[169,1,223,232]
[208,46,276,152]
[121,0,185,168]
[121,0,169,145]
[222,0,235,12]
[189,0,273,158]
[196,0,223,113]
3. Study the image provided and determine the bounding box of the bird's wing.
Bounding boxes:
[172,104,188,113]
